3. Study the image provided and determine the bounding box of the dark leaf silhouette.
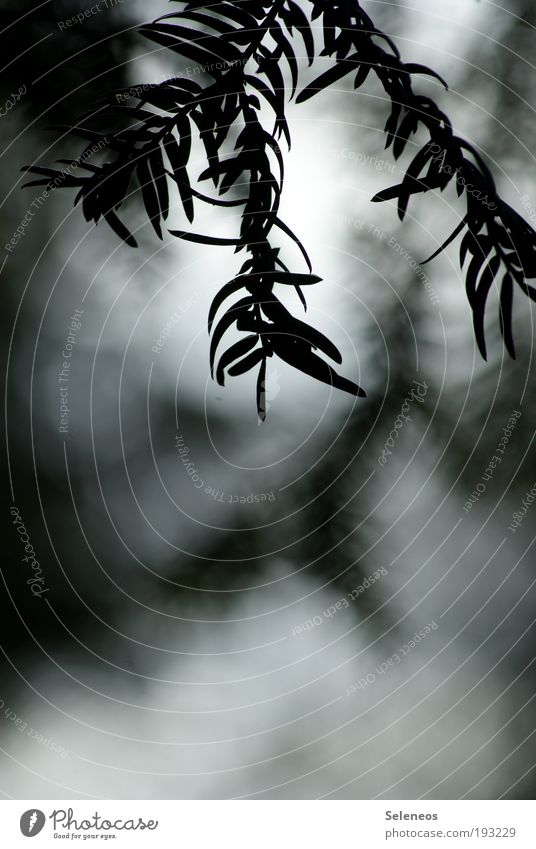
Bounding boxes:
[256,356,267,421]
[227,347,265,377]
[168,230,241,246]
[296,57,358,103]
[216,335,258,385]
[103,211,138,247]
[404,63,448,90]
[271,336,365,398]
[210,297,255,377]
[499,273,516,359]
[473,254,501,359]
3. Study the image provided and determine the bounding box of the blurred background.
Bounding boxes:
[1,0,536,799]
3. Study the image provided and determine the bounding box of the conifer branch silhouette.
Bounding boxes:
[23,1,536,418]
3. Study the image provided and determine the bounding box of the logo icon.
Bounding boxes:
[20,810,46,837]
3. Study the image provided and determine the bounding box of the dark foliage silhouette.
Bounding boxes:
[23,0,536,417]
